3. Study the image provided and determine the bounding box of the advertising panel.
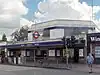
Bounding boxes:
[49,50,55,56]
[95,46,100,58]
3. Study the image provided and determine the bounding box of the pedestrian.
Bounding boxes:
[86,53,94,73]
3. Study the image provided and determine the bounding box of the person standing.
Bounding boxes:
[86,53,94,73]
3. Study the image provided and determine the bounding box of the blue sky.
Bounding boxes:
[23,0,42,20]
[24,0,100,20]
[80,0,100,6]
[80,0,100,20]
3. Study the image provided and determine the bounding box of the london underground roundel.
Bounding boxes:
[33,31,40,39]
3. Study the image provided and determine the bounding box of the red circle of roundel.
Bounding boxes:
[33,31,40,39]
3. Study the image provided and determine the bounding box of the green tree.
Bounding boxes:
[2,34,7,41]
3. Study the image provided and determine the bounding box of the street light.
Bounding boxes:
[62,36,69,69]
[81,31,88,63]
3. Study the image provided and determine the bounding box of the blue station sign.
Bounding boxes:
[4,41,63,49]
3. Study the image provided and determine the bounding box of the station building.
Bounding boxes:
[87,33,100,64]
[0,19,97,65]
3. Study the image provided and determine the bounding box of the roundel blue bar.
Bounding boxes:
[33,31,40,39]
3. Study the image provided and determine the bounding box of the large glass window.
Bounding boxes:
[49,50,55,56]
[79,49,83,57]
[95,46,100,58]
[56,50,60,56]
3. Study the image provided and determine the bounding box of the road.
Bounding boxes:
[0,64,99,75]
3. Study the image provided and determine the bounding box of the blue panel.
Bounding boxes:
[44,26,89,30]
[87,33,100,37]
[0,45,6,48]
[4,41,64,48]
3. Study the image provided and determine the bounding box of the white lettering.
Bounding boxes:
[97,38,100,41]
[21,44,24,47]
[34,43,39,46]
[90,37,100,41]
[90,37,95,41]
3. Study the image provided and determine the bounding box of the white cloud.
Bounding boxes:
[20,18,30,27]
[93,6,100,14]
[34,0,100,31]
[0,0,28,40]
[20,18,35,28]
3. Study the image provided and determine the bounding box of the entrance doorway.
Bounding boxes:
[74,48,79,63]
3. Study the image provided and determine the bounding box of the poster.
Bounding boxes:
[79,49,83,57]
[49,50,55,56]
[21,51,26,56]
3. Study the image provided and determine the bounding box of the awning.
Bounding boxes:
[0,41,63,49]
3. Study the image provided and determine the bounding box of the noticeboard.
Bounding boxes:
[49,50,55,56]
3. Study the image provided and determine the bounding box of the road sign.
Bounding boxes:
[33,31,40,39]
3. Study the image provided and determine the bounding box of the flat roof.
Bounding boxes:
[28,19,96,31]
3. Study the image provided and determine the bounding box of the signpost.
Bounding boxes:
[66,45,69,69]
[33,31,40,65]
[33,31,40,39]
[62,36,69,69]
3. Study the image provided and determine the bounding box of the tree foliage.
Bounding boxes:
[2,33,7,41]
[11,25,28,41]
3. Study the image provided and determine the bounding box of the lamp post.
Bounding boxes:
[81,31,87,63]
[66,45,69,69]
[90,0,93,54]
[62,36,69,69]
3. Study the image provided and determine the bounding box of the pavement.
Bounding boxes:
[0,64,100,75]
[2,63,100,74]
[35,63,100,74]
[41,63,100,74]
[71,64,100,74]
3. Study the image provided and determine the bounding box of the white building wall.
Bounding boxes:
[50,29,64,39]
[30,19,95,31]
[28,32,33,41]
[0,42,7,46]
[28,19,96,40]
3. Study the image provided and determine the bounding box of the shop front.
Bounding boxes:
[5,40,64,66]
[87,33,100,64]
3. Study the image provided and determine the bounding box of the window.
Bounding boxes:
[79,49,83,57]
[26,51,30,56]
[49,50,55,56]
[57,50,60,56]
[95,46,100,58]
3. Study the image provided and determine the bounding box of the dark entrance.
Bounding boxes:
[73,43,85,63]
[74,48,79,63]
[1,51,5,63]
